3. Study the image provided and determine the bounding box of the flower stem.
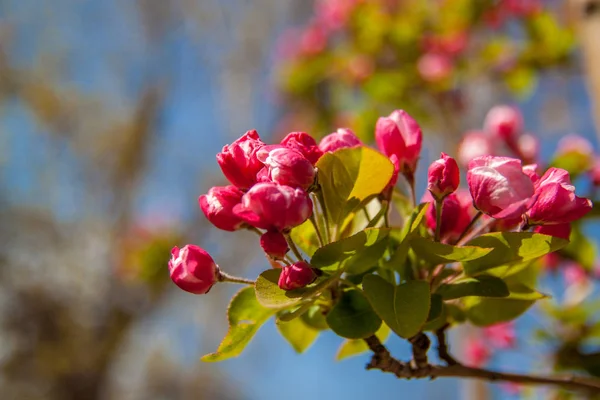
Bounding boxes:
[284,233,305,262]
[218,271,255,285]
[309,214,324,248]
[454,211,483,244]
[434,197,443,242]
[316,188,331,244]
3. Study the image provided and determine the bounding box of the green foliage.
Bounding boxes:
[409,237,493,265]
[311,228,390,270]
[277,316,320,353]
[326,289,382,339]
[202,287,276,362]
[290,219,320,257]
[463,232,568,275]
[316,147,393,231]
[362,275,431,338]
[436,275,509,300]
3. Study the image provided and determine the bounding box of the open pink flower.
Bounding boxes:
[467,156,536,219]
[527,168,592,225]
[484,105,523,143]
[281,131,323,165]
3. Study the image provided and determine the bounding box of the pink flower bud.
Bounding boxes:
[300,22,327,56]
[256,146,316,190]
[483,322,516,349]
[319,128,363,153]
[281,131,323,165]
[467,156,536,219]
[198,186,245,231]
[517,133,539,164]
[457,131,497,166]
[484,105,523,143]
[427,152,460,199]
[375,109,422,172]
[527,168,592,225]
[278,261,317,290]
[216,130,265,190]
[260,231,289,259]
[168,245,219,295]
[424,190,473,242]
[385,154,400,190]
[417,52,453,82]
[465,337,491,368]
[534,223,571,241]
[233,183,313,231]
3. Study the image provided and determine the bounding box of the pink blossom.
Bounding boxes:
[457,131,496,166]
[257,145,316,190]
[563,262,588,287]
[281,131,323,165]
[300,22,328,56]
[198,186,245,231]
[484,105,523,143]
[467,156,536,219]
[427,152,460,199]
[233,182,313,231]
[168,245,219,295]
[217,130,265,189]
[260,231,289,259]
[465,338,491,367]
[527,168,592,225]
[483,322,516,349]
[375,109,423,173]
[417,52,453,82]
[534,223,571,241]
[278,261,318,290]
[556,134,594,159]
[319,128,363,153]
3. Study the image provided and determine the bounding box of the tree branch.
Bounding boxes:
[435,324,458,366]
[363,335,600,393]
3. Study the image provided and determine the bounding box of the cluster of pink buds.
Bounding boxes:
[170,126,369,294]
[458,105,538,166]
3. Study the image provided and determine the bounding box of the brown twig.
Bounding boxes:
[409,333,431,371]
[363,334,600,393]
[435,324,458,366]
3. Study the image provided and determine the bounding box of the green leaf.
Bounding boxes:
[311,228,390,270]
[255,269,339,309]
[336,323,391,361]
[326,289,382,339]
[463,232,568,276]
[383,203,431,272]
[202,287,276,362]
[427,293,443,322]
[254,269,303,309]
[301,306,330,330]
[436,275,509,300]
[276,315,319,353]
[464,296,536,327]
[316,147,393,227]
[423,295,448,332]
[290,219,319,257]
[362,275,431,338]
[409,237,493,265]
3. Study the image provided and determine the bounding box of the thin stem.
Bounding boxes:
[457,216,496,246]
[434,197,443,242]
[218,271,255,285]
[247,226,263,237]
[284,233,304,262]
[316,188,331,244]
[362,205,371,221]
[435,324,458,366]
[363,335,600,393]
[454,211,483,244]
[309,214,324,248]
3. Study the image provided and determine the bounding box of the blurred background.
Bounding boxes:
[1,0,600,399]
